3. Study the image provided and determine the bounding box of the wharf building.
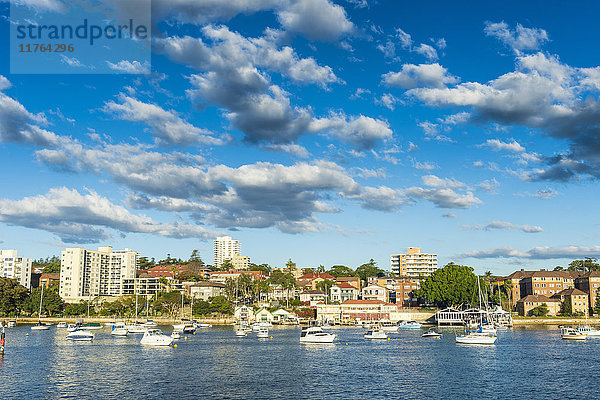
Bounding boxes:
[59,246,138,303]
[390,247,437,277]
[0,249,32,288]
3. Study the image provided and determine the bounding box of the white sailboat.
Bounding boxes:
[127,279,147,333]
[31,285,50,331]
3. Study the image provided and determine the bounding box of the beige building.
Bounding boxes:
[516,295,561,316]
[0,249,32,288]
[316,300,398,324]
[390,247,437,277]
[231,254,251,270]
[553,288,589,316]
[188,281,226,301]
[361,284,389,303]
[59,246,138,302]
[213,236,240,269]
[575,272,600,314]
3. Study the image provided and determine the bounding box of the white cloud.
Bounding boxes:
[106,60,150,74]
[310,113,393,150]
[103,94,225,146]
[480,138,525,153]
[462,220,543,233]
[376,93,400,110]
[277,0,354,41]
[382,63,459,89]
[484,21,549,54]
[414,43,438,61]
[463,245,600,260]
[405,175,481,209]
[0,75,11,91]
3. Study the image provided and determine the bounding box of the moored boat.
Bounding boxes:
[257,326,269,339]
[398,320,422,330]
[111,322,128,336]
[66,329,95,341]
[300,326,336,343]
[422,329,442,338]
[577,325,600,337]
[140,329,173,346]
[57,322,68,328]
[31,321,50,331]
[561,326,587,341]
[456,327,497,345]
[364,325,388,340]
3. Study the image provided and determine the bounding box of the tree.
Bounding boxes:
[250,263,271,274]
[64,302,89,316]
[355,259,384,282]
[0,277,29,316]
[567,257,600,272]
[553,266,564,271]
[176,270,204,282]
[220,259,233,271]
[33,256,61,274]
[285,259,297,270]
[594,291,600,316]
[328,265,355,278]
[560,298,572,316]
[153,291,184,317]
[210,296,233,315]
[23,286,64,316]
[316,279,335,300]
[192,300,211,316]
[530,303,549,317]
[414,263,477,308]
[189,249,202,263]
[138,256,155,270]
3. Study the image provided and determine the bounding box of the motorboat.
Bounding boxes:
[173,322,196,334]
[197,322,213,328]
[364,325,388,340]
[398,320,422,330]
[67,323,82,332]
[111,322,128,336]
[422,329,442,338]
[456,328,497,345]
[7,321,16,328]
[171,331,181,340]
[126,323,148,334]
[31,321,50,331]
[300,326,336,343]
[83,323,102,330]
[56,322,68,328]
[257,326,269,339]
[561,326,587,341]
[378,319,399,333]
[142,320,158,328]
[577,325,600,337]
[235,328,248,337]
[140,329,173,346]
[66,329,95,341]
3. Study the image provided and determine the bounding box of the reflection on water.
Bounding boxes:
[0,325,599,399]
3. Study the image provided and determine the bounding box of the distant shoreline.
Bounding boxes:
[1,316,236,325]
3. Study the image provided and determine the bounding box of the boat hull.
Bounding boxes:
[66,330,95,341]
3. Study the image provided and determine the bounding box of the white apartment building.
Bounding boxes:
[213,236,240,269]
[0,250,32,288]
[391,247,438,278]
[59,246,138,302]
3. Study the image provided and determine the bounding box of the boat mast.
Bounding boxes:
[134,277,138,324]
[38,284,44,322]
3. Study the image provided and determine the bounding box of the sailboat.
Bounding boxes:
[31,285,50,330]
[127,279,147,333]
[577,310,600,336]
[456,277,497,345]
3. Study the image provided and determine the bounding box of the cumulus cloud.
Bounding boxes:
[276,0,354,41]
[382,63,459,89]
[414,43,438,61]
[309,113,393,150]
[462,220,543,233]
[0,84,60,147]
[0,187,221,243]
[152,0,281,25]
[103,94,225,146]
[405,175,481,209]
[516,188,559,199]
[407,52,600,181]
[480,138,525,153]
[463,245,600,260]
[343,186,407,211]
[0,76,11,91]
[484,21,549,54]
[106,60,150,74]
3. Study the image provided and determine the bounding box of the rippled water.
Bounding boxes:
[0,325,597,399]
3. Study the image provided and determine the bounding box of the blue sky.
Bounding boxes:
[1,0,600,275]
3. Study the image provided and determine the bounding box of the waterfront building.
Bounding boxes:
[316,300,398,324]
[516,295,561,316]
[255,308,274,323]
[0,249,32,288]
[59,246,138,302]
[330,282,359,303]
[552,288,589,316]
[122,276,171,297]
[361,284,389,303]
[390,247,437,277]
[520,270,578,298]
[213,236,240,269]
[500,270,533,307]
[187,281,226,301]
[376,277,420,307]
[234,305,254,323]
[300,289,326,306]
[208,270,266,284]
[574,272,600,314]
[231,254,251,270]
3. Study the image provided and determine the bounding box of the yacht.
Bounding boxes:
[456,328,497,345]
[257,326,269,339]
[7,321,16,328]
[140,329,173,346]
[479,323,497,335]
[66,329,95,341]
[111,322,128,336]
[31,321,50,331]
[235,328,248,337]
[377,319,398,332]
[364,325,388,340]
[577,325,600,337]
[197,322,213,328]
[422,329,442,338]
[142,320,158,328]
[173,321,196,334]
[56,322,68,328]
[561,326,587,341]
[300,326,336,343]
[398,320,422,330]
[126,323,148,334]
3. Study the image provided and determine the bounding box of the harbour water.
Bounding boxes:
[0,325,598,399]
